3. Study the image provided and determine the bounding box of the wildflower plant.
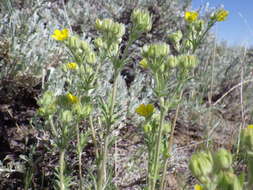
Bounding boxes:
[133,7,229,190]
[37,3,233,190]
[189,148,244,190]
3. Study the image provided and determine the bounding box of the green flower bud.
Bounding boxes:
[168,30,183,44]
[217,172,243,190]
[112,22,125,39]
[142,43,170,60]
[94,37,105,49]
[60,110,73,124]
[178,54,198,69]
[194,19,205,32]
[95,18,125,42]
[95,18,103,30]
[131,9,152,33]
[101,18,113,31]
[214,148,233,170]
[68,36,81,49]
[143,124,152,133]
[184,39,194,50]
[73,103,92,118]
[108,43,119,56]
[189,151,213,180]
[80,41,90,52]
[240,125,253,152]
[163,122,171,133]
[86,52,97,64]
[167,55,178,68]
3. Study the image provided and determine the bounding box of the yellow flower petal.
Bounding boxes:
[66,62,78,70]
[185,11,198,22]
[66,93,79,104]
[135,104,155,118]
[215,10,229,21]
[194,184,203,190]
[139,58,148,69]
[51,28,69,41]
[247,125,253,129]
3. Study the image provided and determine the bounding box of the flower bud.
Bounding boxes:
[184,39,194,50]
[168,30,183,44]
[163,122,171,133]
[95,18,125,42]
[108,43,119,57]
[194,19,205,32]
[80,41,90,52]
[167,55,178,68]
[178,54,198,69]
[214,148,233,170]
[112,22,125,39]
[217,172,243,190]
[142,43,170,60]
[143,124,152,133]
[211,9,229,22]
[86,52,97,64]
[67,36,82,49]
[95,18,103,30]
[60,110,73,124]
[131,9,152,33]
[240,125,253,152]
[139,58,148,69]
[94,37,105,49]
[189,151,213,179]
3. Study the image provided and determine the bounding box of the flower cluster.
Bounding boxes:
[211,9,229,22]
[95,18,125,43]
[131,9,152,33]
[142,43,170,60]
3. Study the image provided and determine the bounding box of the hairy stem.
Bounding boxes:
[59,149,66,190]
[151,97,165,190]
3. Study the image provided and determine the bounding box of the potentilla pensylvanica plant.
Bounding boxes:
[38,6,231,190]
[189,147,245,190]
[135,8,229,190]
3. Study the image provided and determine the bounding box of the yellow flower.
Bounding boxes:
[66,62,78,70]
[194,184,203,190]
[66,93,79,104]
[185,11,198,22]
[139,58,148,69]
[135,104,155,118]
[214,9,229,21]
[51,28,69,41]
[247,124,253,129]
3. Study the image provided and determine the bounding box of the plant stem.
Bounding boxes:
[168,90,183,153]
[151,97,165,190]
[59,149,66,190]
[97,72,119,190]
[89,115,99,158]
[76,124,83,190]
[247,156,253,190]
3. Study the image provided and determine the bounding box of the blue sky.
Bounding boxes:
[191,0,253,46]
